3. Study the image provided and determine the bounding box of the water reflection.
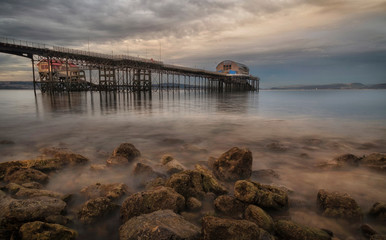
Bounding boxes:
[0,90,385,239]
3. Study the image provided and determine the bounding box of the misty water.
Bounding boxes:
[0,89,385,239]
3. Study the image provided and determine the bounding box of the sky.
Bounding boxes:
[0,0,385,88]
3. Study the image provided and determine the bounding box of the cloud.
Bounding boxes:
[0,0,385,85]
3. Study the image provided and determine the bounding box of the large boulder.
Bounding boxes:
[120,186,185,223]
[4,167,48,185]
[212,147,252,181]
[234,180,288,210]
[275,220,332,240]
[361,153,386,171]
[78,197,119,224]
[165,167,227,200]
[214,195,246,219]
[369,202,386,221]
[0,196,67,239]
[119,210,200,240]
[244,205,274,232]
[19,221,77,240]
[202,216,274,240]
[317,189,362,220]
[112,143,141,162]
[80,183,130,201]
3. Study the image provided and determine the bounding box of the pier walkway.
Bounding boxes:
[0,37,259,93]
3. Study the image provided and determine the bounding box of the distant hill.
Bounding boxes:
[0,81,34,89]
[270,83,386,90]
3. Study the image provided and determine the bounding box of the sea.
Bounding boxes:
[0,89,385,239]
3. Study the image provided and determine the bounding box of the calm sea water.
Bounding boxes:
[0,89,385,238]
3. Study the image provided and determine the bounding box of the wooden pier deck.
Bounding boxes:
[0,37,260,93]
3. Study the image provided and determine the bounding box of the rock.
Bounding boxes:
[39,147,89,167]
[212,147,252,181]
[208,157,216,169]
[145,177,166,190]
[165,167,227,200]
[112,143,141,162]
[80,183,130,201]
[5,183,64,199]
[0,140,15,145]
[4,167,48,185]
[0,196,67,238]
[119,210,200,240]
[45,215,70,225]
[334,154,361,166]
[187,197,202,211]
[132,163,164,186]
[251,169,280,182]
[89,164,107,172]
[19,221,77,240]
[3,182,23,194]
[244,205,274,232]
[195,165,228,195]
[160,156,186,175]
[181,144,208,153]
[161,154,174,165]
[369,202,386,221]
[78,197,119,224]
[361,153,386,171]
[317,189,362,220]
[4,196,67,221]
[120,186,185,223]
[21,182,43,189]
[106,156,130,167]
[371,235,386,240]
[265,142,287,152]
[0,161,24,180]
[234,180,289,210]
[361,224,377,238]
[214,195,246,219]
[275,220,332,240]
[202,216,274,240]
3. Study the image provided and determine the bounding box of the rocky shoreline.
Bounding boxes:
[0,143,385,240]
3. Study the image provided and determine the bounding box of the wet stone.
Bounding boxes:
[317,189,362,220]
[19,221,77,240]
[234,180,288,210]
[244,204,274,232]
[214,195,246,219]
[78,197,119,224]
[4,167,48,185]
[361,153,386,172]
[106,156,130,167]
[212,147,253,181]
[119,209,200,240]
[202,216,274,240]
[369,202,386,221]
[112,143,141,162]
[80,182,130,201]
[120,186,185,223]
[275,220,332,240]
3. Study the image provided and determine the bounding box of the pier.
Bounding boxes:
[0,37,260,93]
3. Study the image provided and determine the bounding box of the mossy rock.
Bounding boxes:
[19,221,77,240]
[275,220,331,240]
[234,180,288,210]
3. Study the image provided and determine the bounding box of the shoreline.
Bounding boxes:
[0,143,385,239]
